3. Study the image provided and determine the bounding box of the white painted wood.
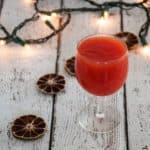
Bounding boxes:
[0,0,60,149]
[52,0,127,149]
[123,0,150,149]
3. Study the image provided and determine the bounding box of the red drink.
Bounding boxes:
[75,35,128,96]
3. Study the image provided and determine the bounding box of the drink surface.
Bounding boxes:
[75,36,128,96]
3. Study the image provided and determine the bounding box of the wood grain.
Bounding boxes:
[0,0,60,149]
[1,0,149,149]
[51,0,127,150]
[123,0,150,149]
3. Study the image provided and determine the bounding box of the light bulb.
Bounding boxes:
[136,0,150,7]
[103,10,109,19]
[141,45,150,56]
[51,13,57,17]
[22,44,35,57]
[25,0,36,4]
[40,13,60,22]
[98,16,106,25]
[98,10,109,26]
[51,13,61,19]
[0,40,6,46]
[40,14,51,22]
[24,44,30,50]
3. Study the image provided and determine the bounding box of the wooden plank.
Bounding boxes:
[122,0,150,149]
[0,0,4,15]
[0,0,60,149]
[51,0,127,149]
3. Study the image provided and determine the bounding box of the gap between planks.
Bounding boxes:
[0,0,4,15]
[120,1,129,150]
[49,0,64,150]
[48,0,130,150]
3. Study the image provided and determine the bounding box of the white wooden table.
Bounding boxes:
[0,0,150,149]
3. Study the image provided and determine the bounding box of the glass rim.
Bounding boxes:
[77,34,128,64]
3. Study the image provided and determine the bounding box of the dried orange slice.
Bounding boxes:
[65,56,75,76]
[115,32,139,50]
[37,74,65,94]
[12,115,46,140]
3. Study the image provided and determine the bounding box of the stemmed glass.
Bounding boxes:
[75,34,128,133]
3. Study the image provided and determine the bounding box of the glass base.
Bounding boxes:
[79,103,120,133]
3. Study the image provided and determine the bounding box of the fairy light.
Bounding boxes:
[139,44,150,57]
[24,44,30,50]
[51,13,57,17]
[98,10,109,26]
[98,16,106,25]
[0,40,6,46]
[141,45,150,56]
[136,0,150,7]
[24,44,31,54]
[103,10,109,19]
[0,0,149,46]
[25,0,36,4]
[40,15,51,22]
[22,44,36,57]
[51,13,62,19]
[40,13,60,22]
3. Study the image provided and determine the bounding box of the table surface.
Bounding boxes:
[0,0,150,150]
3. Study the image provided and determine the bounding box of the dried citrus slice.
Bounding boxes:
[37,74,65,94]
[12,115,46,140]
[65,56,75,76]
[115,32,139,50]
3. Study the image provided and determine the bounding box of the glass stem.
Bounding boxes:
[96,96,106,120]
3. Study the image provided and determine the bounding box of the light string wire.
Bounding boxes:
[0,0,149,46]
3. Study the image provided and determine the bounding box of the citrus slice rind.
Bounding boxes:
[65,56,75,76]
[115,32,139,50]
[37,74,66,95]
[11,115,47,140]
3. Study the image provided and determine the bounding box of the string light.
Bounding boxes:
[40,13,59,22]
[24,44,30,50]
[98,16,106,25]
[51,13,62,19]
[22,44,36,57]
[40,14,51,22]
[51,13,57,18]
[25,0,36,4]
[98,10,109,25]
[141,45,150,56]
[136,0,150,7]
[103,10,109,20]
[0,0,149,46]
[0,40,6,46]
